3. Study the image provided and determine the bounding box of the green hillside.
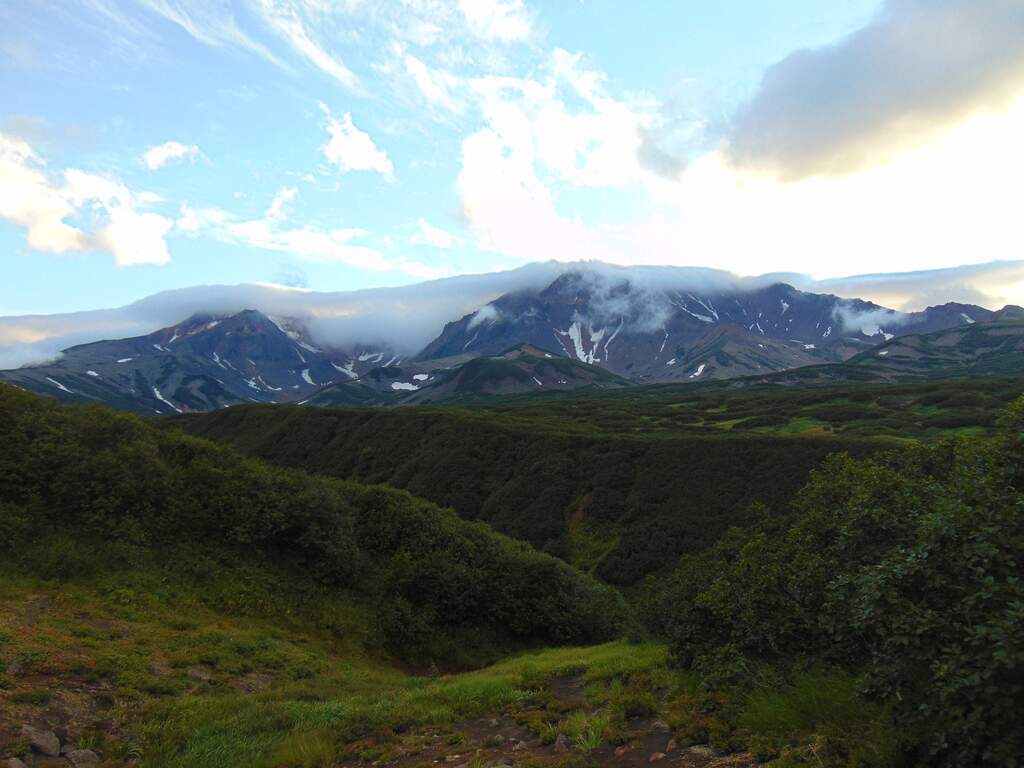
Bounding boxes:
[0,383,625,664]
[170,404,882,584]
[170,376,1023,584]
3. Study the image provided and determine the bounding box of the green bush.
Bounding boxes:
[0,384,626,661]
[651,398,1024,766]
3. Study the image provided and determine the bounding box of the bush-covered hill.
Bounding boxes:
[170,404,883,584]
[647,401,1024,767]
[0,383,626,662]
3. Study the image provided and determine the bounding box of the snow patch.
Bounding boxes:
[86,370,100,377]
[689,363,706,378]
[331,361,357,379]
[666,358,676,366]
[46,377,73,394]
[300,368,315,386]
[780,300,790,314]
[960,313,975,324]
[151,386,182,413]
[391,382,419,391]
[413,373,429,381]
[532,377,543,387]
[116,358,133,363]
[878,350,890,356]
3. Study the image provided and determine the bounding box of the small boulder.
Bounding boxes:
[614,746,632,758]
[21,725,60,757]
[67,750,100,767]
[666,739,678,752]
[651,720,670,731]
[649,752,666,763]
[512,741,528,752]
[689,745,715,757]
[3,758,29,768]
[553,734,571,754]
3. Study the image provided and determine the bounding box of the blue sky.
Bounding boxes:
[2,0,1023,316]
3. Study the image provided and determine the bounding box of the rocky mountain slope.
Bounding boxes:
[419,272,999,382]
[1,268,1017,414]
[0,310,398,413]
[309,343,629,406]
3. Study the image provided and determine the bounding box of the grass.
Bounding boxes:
[0,571,909,768]
[0,571,666,768]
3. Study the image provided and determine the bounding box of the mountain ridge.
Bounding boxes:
[0,269,1017,413]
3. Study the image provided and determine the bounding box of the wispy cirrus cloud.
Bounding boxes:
[176,187,443,278]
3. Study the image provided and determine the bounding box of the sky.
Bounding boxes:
[2,0,1024,317]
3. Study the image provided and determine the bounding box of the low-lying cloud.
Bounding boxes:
[2,259,1023,370]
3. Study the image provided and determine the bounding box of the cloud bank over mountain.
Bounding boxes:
[2,259,1022,370]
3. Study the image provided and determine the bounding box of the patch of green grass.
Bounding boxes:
[736,670,905,767]
[138,641,667,768]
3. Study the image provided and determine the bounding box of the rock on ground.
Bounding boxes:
[20,725,61,757]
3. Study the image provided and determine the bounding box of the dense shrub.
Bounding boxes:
[173,405,876,583]
[0,385,626,660]
[650,401,1024,766]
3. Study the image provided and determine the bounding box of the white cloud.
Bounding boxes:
[0,134,173,266]
[319,103,393,178]
[176,189,443,278]
[264,185,296,220]
[727,0,1024,179]
[137,0,285,67]
[456,49,659,261]
[255,0,359,89]
[411,218,462,249]
[401,47,465,113]
[458,0,533,42]
[142,140,200,170]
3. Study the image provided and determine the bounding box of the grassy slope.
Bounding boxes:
[1,574,900,768]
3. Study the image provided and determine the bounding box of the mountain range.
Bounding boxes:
[2,266,1022,413]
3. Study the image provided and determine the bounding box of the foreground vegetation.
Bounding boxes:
[2,381,1021,766]
[0,384,625,665]
[1,571,902,768]
[648,402,1024,766]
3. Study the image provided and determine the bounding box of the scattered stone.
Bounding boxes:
[21,725,61,757]
[3,759,29,768]
[444,755,462,762]
[649,752,666,763]
[689,745,715,757]
[666,739,678,752]
[490,734,505,744]
[512,741,528,752]
[614,746,632,758]
[67,750,100,767]
[187,666,212,683]
[487,718,500,728]
[652,720,671,731]
[553,734,571,754]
